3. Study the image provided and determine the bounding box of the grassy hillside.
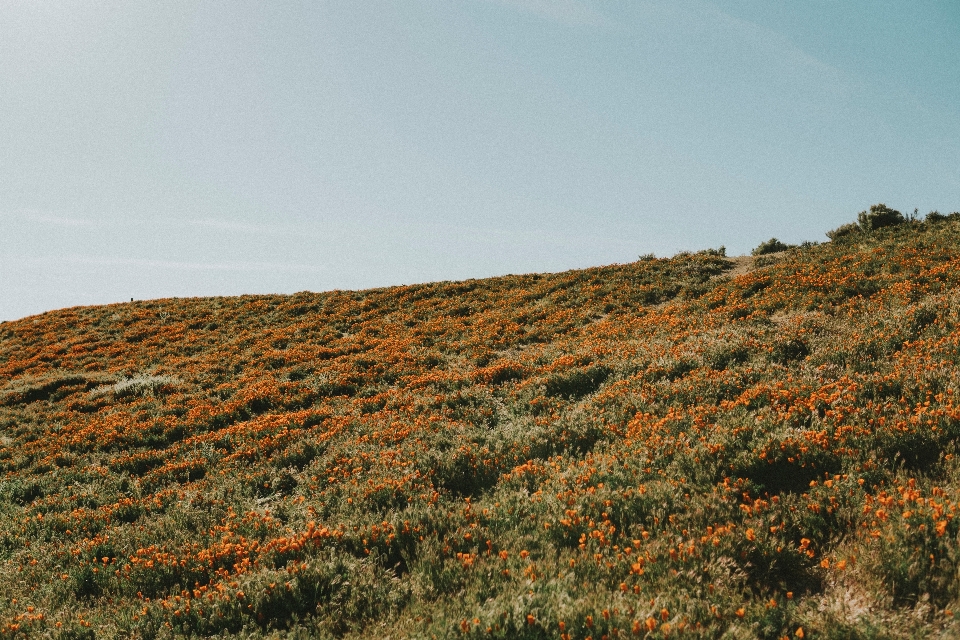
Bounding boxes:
[3,216,960,638]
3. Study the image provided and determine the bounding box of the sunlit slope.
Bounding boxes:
[2,220,960,638]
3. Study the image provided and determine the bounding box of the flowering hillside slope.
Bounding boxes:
[3,219,960,638]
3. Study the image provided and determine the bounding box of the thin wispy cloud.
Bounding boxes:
[12,210,93,227]
[698,1,951,139]
[699,2,851,96]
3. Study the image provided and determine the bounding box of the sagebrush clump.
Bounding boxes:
[857,203,905,231]
[751,238,794,256]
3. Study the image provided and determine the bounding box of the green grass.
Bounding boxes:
[0,215,959,637]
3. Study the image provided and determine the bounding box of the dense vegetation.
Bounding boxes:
[2,211,960,638]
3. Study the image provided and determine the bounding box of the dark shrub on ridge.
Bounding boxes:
[751,237,794,256]
[826,221,860,241]
[858,203,905,232]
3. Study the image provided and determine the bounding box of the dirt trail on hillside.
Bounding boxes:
[716,252,793,280]
[719,255,755,279]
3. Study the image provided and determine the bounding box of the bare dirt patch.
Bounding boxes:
[717,255,755,279]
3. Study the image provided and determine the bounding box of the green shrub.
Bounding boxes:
[825,222,860,241]
[543,365,611,398]
[753,254,781,267]
[771,337,809,364]
[752,237,794,256]
[54,625,96,640]
[857,203,905,232]
[699,246,727,257]
[0,478,44,505]
[827,203,908,241]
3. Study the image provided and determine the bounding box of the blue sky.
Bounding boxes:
[2,1,958,321]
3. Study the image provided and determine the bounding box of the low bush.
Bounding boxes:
[826,221,860,241]
[857,203,905,231]
[752,237,794,256]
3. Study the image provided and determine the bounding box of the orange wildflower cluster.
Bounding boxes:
[1,221,960,636]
